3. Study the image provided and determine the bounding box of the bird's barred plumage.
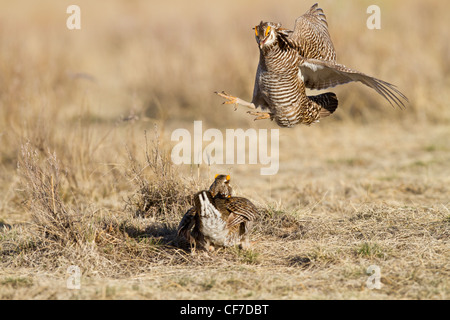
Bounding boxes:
[195,191,257,247]
[290,3,336,61]
[255,20,339,127]
[177,175,257,250]
[216,3,408,128]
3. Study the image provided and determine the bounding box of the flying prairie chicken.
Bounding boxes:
[177,175,258,251]
[216,3,408,128]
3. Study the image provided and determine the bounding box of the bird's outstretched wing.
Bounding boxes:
[198,193,257,230]
[288,3,336,61]
[299,58,408,108]
[224,197,258,229]
[285,4,408,108]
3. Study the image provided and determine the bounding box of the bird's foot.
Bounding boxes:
[247,111,273,121]
[215,91,256,111]
[215,91,239,111]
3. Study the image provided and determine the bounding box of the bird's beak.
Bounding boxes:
[259,39,267,49]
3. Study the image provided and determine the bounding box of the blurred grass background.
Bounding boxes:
[1,0,449,230]
[1,0,449,201]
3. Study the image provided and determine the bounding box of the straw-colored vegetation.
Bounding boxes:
[0,0,448,299]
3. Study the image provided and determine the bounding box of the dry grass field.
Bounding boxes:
[0,0,449,300]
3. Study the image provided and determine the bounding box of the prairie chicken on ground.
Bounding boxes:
[216,3,408,128]
[177,175,258,251]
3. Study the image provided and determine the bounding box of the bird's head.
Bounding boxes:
[209,174,232,198]
[254,21,292,51]
[254,21,282,50]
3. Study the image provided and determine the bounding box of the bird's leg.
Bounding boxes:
[190,238,197,255]
[215,91,256,111]
[247,110,273,121]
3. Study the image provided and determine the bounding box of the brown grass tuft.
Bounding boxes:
[18,142,83,246]
[125,129,199,221]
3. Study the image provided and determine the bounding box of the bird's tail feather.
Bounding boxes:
[309,92,338,118]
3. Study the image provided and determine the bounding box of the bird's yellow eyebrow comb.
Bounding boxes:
[254,26,258,36]
[265,26,271,37]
